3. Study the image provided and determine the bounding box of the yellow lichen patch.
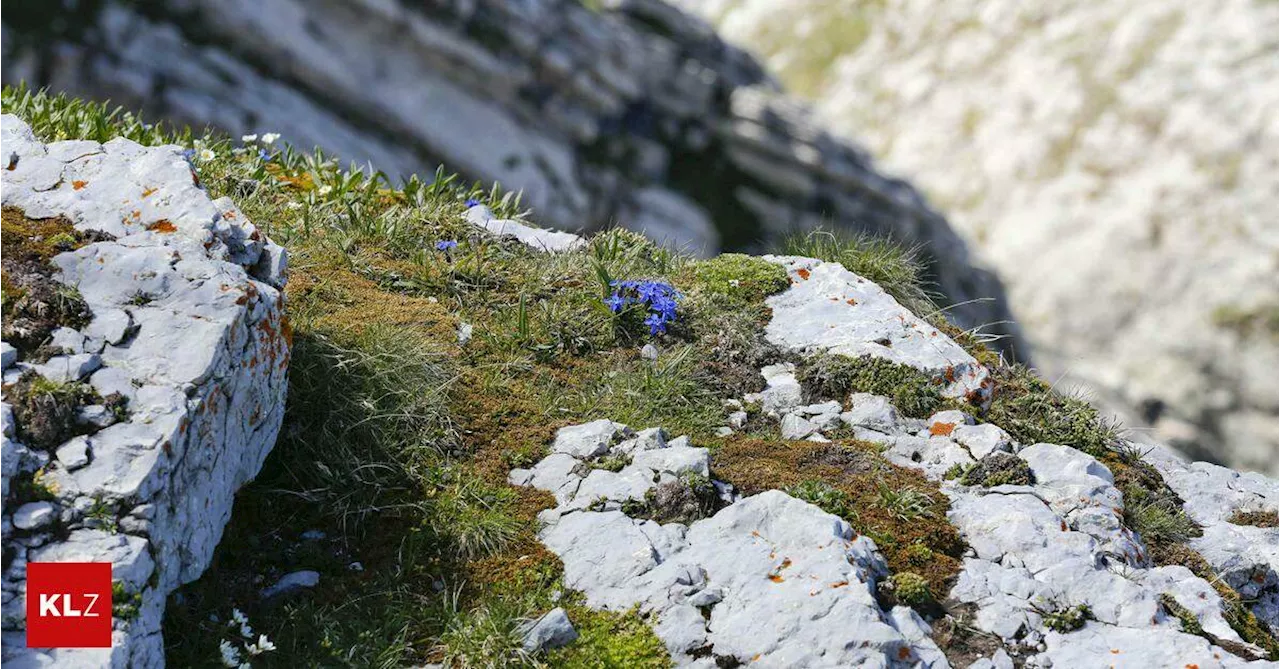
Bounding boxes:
[708,436,963,598]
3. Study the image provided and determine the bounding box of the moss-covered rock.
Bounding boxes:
[797,353,943,418]
[960,452,1034,487]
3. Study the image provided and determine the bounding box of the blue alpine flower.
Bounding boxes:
[605,279,681,336]
[436,240,459,251]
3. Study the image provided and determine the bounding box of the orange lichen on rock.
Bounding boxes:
[146,219,177,233]
[929,422,955,437]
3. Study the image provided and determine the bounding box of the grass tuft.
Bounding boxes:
[782,227,936,317]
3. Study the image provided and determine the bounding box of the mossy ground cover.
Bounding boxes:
[8,85,1272,664]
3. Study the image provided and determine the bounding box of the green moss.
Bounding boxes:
[1159,593,1203,636]
[904,543,934,566]
[593,453,629,473]
[627,472,722,525]
[984,364,1117,457]
[1,207,96,354]
[9,372,97,449]
[547,604,672,668]
[960,452,1034,487]
[1227,509,1279,528]
[797,353,942,418]
[687,253,790,306]
[1041,604,1092,633]
[890,571,933,607]
[943,463,970,481]
[1223,598,1279,661]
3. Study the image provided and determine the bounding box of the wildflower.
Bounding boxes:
[261,133,280,145]
[464,198,481,208]
[246,634,277,655]
[286,201,303,210]
[604,279,681,336]
[317,185,333,196]
[219,639,242,667]
[181,148,196,163]
[644,312,669,335]
[729,279,740,288]
[605,294,627,313]
[230,609,249,626]
[258,149,271,162]
[436,240,458,251]
[198,148,216,162]
[241,134,258,143]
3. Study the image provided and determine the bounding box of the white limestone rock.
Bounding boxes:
[841,393,903,434]
[11,503,55,531]
[743,363,803,415]
[0,116,289,668]
[521,607,579,652]
[1144,442,1278,629]
[763,255,991,401]
[552,419,631,459]
[778,413,817,440]
[261,570,321,599]
[465,204,585,253]
[515,420,948,665]
[632,446,711,478]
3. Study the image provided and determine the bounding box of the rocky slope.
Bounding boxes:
[676,0,1279,474]
[0,0,1025,361]
[1,115,288,666]
[3,90,1274,668]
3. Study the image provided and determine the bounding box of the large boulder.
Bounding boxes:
[0,116,289,667]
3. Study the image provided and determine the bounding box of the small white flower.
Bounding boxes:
[230,608,249,626]
[728,279,740,288]
[219,639,242,667]
[231,147,247,156]
[261,133,280,145]
[317,185,333,196]
[246,634,277,655]
[286,201,303,210]
[241,134,258,143]
[238,621,254,639]
[198,148,216,162]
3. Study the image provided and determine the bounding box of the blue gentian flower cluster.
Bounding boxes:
[464,198,481,208]
[606,280,681,335]
[436,240,458,251]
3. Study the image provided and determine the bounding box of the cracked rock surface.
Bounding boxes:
[0,115,289,667]
[513,420,943,666]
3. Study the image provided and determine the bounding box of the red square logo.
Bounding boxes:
[26,562,113,648]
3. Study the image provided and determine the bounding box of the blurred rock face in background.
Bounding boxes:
[0,0,1022,362]
[678,0,1279,473]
